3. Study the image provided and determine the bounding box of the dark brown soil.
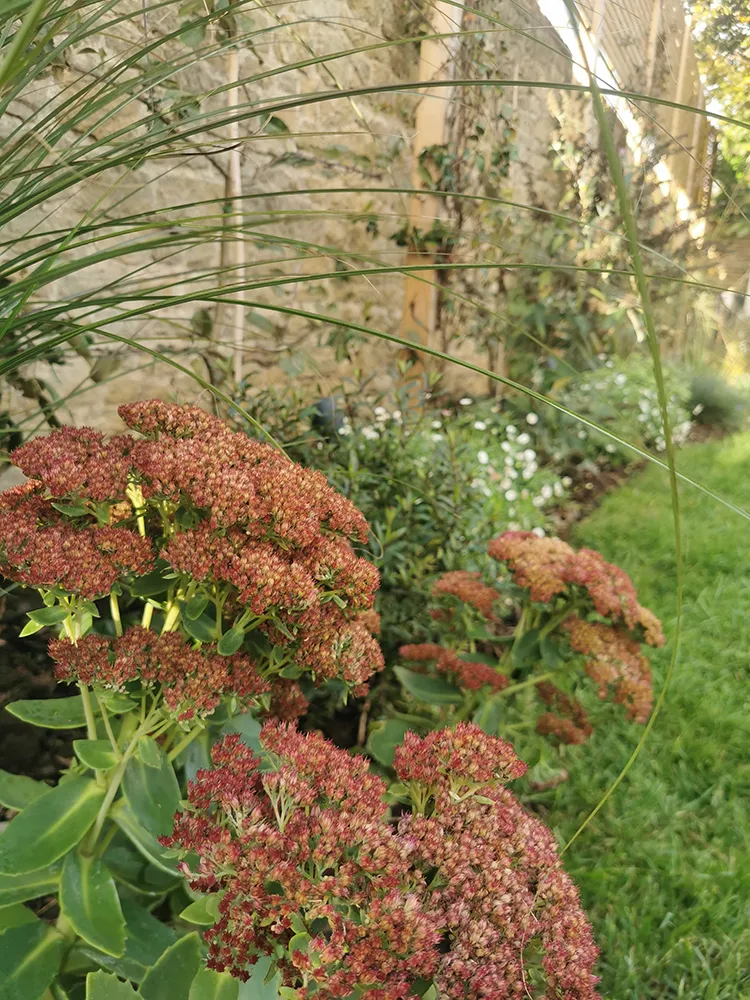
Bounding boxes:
[552,461,644,542]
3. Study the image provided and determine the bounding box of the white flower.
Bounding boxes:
[522,466,536,480]
[507,468,518,480]
[553,481,564,497]
[392,409,402,422]
[502,441,512,453]
[521,489,529,499]
[504,455,514,467]
[374,405,388,418]
[541,484,553,500]
[316,441,323,450]
[692,403,704,415]
[473,420,487,430]
[338,425,352,436]
[606,360,614,368]
[597,352,607,361]
[577,429,588,440]
[431,433,444,442]
[361,426,379,440]
[561,476,572,487]
[459,397,473,406]
[532,526,546,538]
[470,477,485,489]
[506,424,517,437]
[517,433,531,446]
[526,413,539,425]
[614,373,627,387]
[431,420,442,429]
[477,450,489,465]
[605,443,617,454]
[532,496,545,507]
[523,448,536,462]
[505,489,518,501]
[656,436,666,451]
[501,478,511,490]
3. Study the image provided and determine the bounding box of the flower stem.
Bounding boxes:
[141,601,155,629]
[495,671,556,698]
[168,726,202,763]
[94,690,122,760]
[78,683,98,741]
[109,591,123,637]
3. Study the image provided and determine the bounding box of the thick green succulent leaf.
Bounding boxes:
[0,920,65,1000]
[0,861,62,904]
[0,777,105,874]
[111,802,182,877]
[393,667,463,705]
[5,696,88,729]
[78,897,178,984]
[139,932,203,1000]
[366,719,411,767]
[0,901,38,931]
[0,769,51,810]
[85,970,143,998]
[122,740,181,837]
[74,740,119,771]
[179,893,220,926]
[60,852,126,957]
[189,968,239,1000]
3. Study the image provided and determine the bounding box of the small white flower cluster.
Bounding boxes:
[338,405,403,440]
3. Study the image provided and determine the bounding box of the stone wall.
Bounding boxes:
[3,0,574,433]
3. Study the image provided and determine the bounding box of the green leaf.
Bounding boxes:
[393,667,463,705]
[0,862,62,905]
[0,769,51,810]
[111,802,181,876]
[74,740,119,771]
[51,502,90,517]
[473,698,503,737]
[122,740,181,837]
[459,650,500,666]
[60,852,126,957]
[5,696,87,729]
[80,897,177,984]
[183,595,209,620]
[540,634,563,669]
[217,625,244,656]
[179,893,220,926]
[189,968,239,1000]
[220,712,262,755]
[366,719,411,767]
[85,970,143,998]
[0,902,38,932]
[103,839,180,897]
[129,569,172,598]
[28,605,70,625]
[182,613,216,643]
[140,932,203,1000]
[133,736,161,769]
[263,115,290,134]
[0,921,65,1000]
[97,692,138,715]
[512,628,541,669]
[236,958,278,999]
[0,777,105,875]
[19,619,45,637]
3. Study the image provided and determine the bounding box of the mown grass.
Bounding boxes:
[546,434,750,999]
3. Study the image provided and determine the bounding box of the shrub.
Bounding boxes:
[0,400,384,998]
[688,369,749,432]
[165,721,600,999]
[374,530,663,773]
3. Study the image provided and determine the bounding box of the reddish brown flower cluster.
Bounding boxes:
[164,726,439,999]
[489,532,665,647]
[563,617,654,723]
[1,400,384,697]
[536,682,593,745]
[432,571,498,619]
[166,722,599,1000]
[0,481,154,599]
[49,626,269,720]
[399,644,508,693]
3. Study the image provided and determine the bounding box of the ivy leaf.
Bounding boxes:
[0,769,51,811]
[60,852,126,957]
[0,777,105,875]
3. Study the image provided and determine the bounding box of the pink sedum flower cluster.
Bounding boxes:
[164,722,600,1000]
[0,401,384,705]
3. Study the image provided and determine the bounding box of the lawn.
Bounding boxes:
[545,434,750,999]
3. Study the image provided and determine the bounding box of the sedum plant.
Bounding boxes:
[165,720,600,1000]
[376,531,663,773]
[0,399,383,999]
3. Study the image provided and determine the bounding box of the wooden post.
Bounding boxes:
[670,14,692,182]
[685,90,704,206]
[398,1,463,392]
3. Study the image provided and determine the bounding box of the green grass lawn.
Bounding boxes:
[546,434,750,1000]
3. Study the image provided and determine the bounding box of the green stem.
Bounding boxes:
[78,683,98,741]
[495,670,556,698]
[94,691,122,760]
[141,601,155,629]
[161,601,181,634]
[109,591,123,637]
[167,725,202,762]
